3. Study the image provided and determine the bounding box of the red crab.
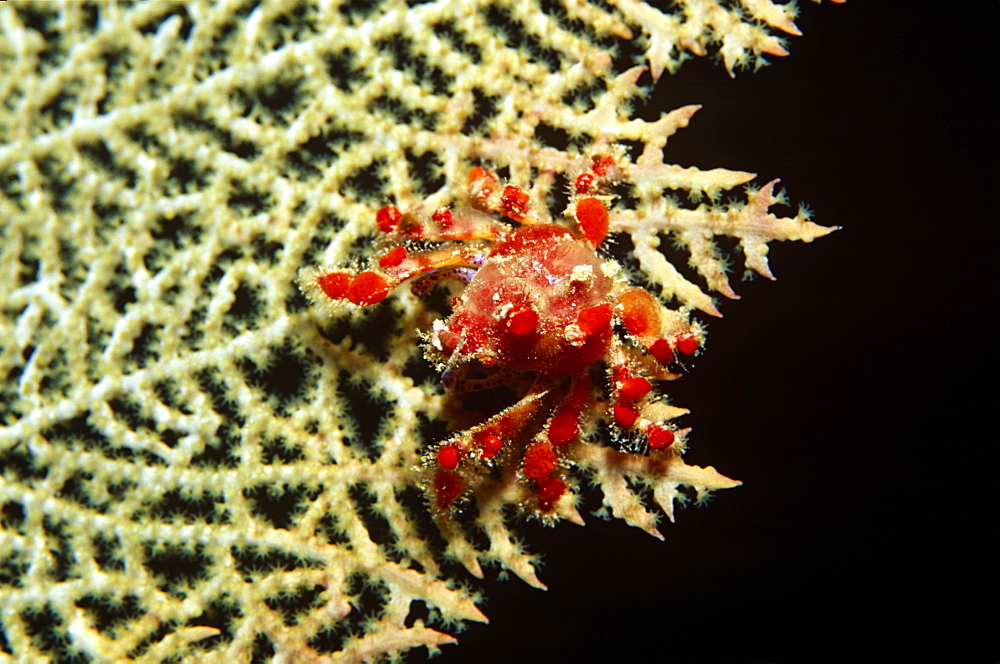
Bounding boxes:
[300,156,702,519]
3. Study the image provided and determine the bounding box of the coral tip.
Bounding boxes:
[437,444,460,470]
[575,197,609,247]
[346,271,390,306]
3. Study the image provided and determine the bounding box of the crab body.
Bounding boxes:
[300,158,703,520]
[431,224,615,375]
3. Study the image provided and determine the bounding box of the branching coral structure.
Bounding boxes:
[0,0,835,661]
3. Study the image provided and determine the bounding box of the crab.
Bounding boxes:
[299,155,703,521]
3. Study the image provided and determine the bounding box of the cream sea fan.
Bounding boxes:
[0,1,834,660]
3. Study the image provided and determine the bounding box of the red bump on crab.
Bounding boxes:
[500,184,531,222]
[619,288,662,339]
[478,433,503,460]
[375,205,402,233]
[346,271,390,306]
[316,272,351,300]
[548,409,579,446]
[613,405,638,428]
[649,338,674,365]
[434,470,465,508]
[537,476,566,512]
[524,442,558,480]
[676,332,700,355]
[378,246,407,268]
[647,425,676,450]
[618,376,651,402]
[437,444,460,470]
[575,197,609,248]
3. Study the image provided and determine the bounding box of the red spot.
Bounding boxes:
[575,197,609,247]
[574,172,595,194]
[378,246,407,268]
[649,338,674,365]
[478,433,503,460]
[376,206,402,233]
[432,207,454,229]
[676,333,699,355]
[537,476,566,512]
[450,296,462,309]
[316,272,351,300]
[548,409,578,446]
[591,154,615,176]
[647,425,675,450]
[346,271,390,306]
[613,405,638,428]
[619,288,661,338]
[437,444,460,470]
[576,304,612,338]
[434,470,464,508]
[480,355,495,367]
[507,307,539,335]
[500,184,531,222]
[523,442,558,480]
[618,376,651,402]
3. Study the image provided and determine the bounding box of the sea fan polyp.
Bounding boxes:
[300,156,703,521]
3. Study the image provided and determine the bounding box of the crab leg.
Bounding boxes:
[300,241,489,308]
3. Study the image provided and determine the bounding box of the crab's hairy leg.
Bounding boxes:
[385,206,511,242]
[424,386,554,512]
[300,242,489,309]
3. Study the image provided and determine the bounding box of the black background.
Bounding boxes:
[435,2,997,662]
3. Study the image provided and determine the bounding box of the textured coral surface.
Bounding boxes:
[0,1,842,661]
